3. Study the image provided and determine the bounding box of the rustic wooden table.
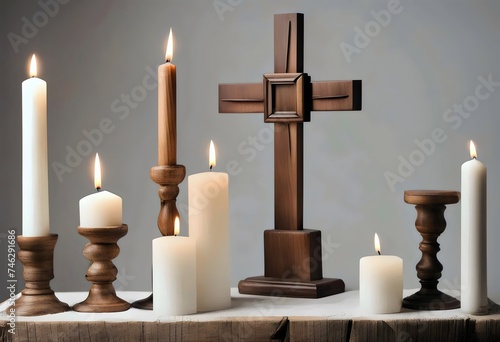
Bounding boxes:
[1,289,499,341]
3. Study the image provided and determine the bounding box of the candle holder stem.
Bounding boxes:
[132,164,185,310]
[8,234,70,316]
[403,190,460,310]
[73,225,130,313]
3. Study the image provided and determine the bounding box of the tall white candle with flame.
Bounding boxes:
[359,233,403,313]
[188,140,230,311]
[461,140,488,314]
[153,217,197,316]
[79,154,122,227]
[23,54,50,236]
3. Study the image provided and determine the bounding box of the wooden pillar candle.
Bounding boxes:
[8,234,70,316]
[153,217,197,316]
[359,234,403,314]
[188,141,231,312]
[461,141,488,315]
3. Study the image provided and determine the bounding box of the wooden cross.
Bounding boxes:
[219,13,361,297]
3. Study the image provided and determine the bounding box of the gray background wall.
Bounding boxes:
[2,0,500,305]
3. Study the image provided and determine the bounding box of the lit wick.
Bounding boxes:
[94,153,102,192]
[375,233,382,255]
[174,216,180,237]
[209,140,216,172]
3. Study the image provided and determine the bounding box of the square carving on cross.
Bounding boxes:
[264,73,311,123]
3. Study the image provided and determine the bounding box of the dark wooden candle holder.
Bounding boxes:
[131,164,186,310]
[403,190,461,310]
[8,234,70,316]
[73,225,130,313]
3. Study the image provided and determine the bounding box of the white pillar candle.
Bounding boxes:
[359,233,403,314]
[79,154,122,227]
[153,217,197,316]
[461,140,488,315]
[188,141,231,312]
[22,54,50,237]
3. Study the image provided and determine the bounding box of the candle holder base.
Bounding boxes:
[7,234,70,316]
[131,294,153,310]
[73,225,130,313]
[403,190,460,311]
[402,289,460,310]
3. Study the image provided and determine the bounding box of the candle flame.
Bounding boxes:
[165,28,173,62]
[209,140,216,170]
[30,54,37,77]
[174,216,180,236]
[470,140,477,159]
[94,153,102,190]
[374,233,381,255]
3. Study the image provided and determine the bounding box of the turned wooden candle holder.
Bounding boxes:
[8,234,70,316]
[73,225,130,313]
[403,190,461,310]
[132,164,186,310]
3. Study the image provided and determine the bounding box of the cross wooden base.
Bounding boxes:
[238,276,345,299]
[239,229,345,298]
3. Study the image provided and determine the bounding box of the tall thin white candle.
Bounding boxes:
[22,54,50,237]
[188,141,230,312]
[461,140,488,315]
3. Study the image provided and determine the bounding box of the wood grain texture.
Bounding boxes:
[311,80,362,111]
[219,83,264,113]
[73,225,130,313]
[274,13,303,73]
[403,190,461,310]
[3,305,500,341]
[9,234,70,316]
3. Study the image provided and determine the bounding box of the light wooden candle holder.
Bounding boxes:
[8,234,70,316]
[73,225,130,313]
[132,164,186,310]
[403,190,461,310]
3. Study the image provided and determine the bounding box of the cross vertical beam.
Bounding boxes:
[274,13,303,230]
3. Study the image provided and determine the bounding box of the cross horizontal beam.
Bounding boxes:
[219,80,361,114]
